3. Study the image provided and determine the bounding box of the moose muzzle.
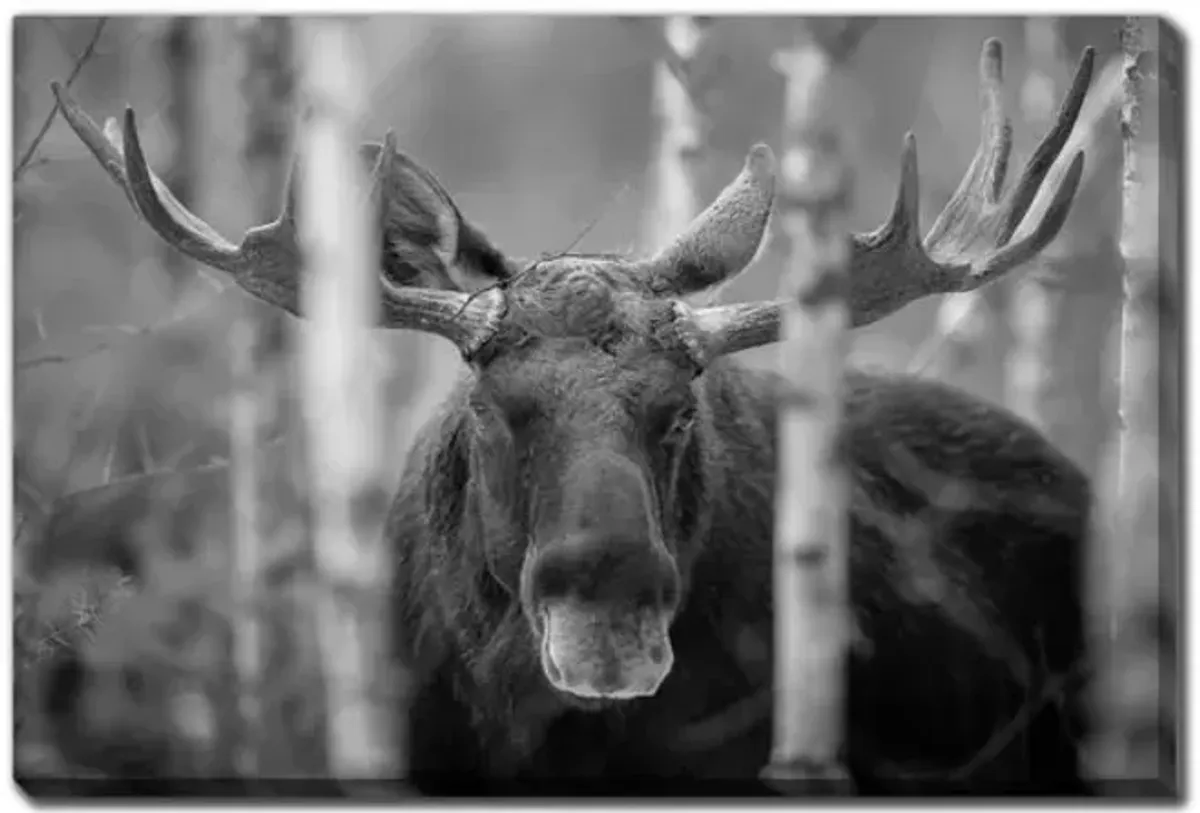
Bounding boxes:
[538,598,674,699]
[523,451,681,701]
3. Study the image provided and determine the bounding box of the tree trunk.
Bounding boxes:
[643,16,714,257]
[762,19,864,794]
[1088,16,1178,794]
[296,18,403,788]
[239,15,296,362]
[227,14,296,780]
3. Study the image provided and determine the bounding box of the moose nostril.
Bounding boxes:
[529,533,681,609]
[529,554,571,603]
[649,644,665,665]
[660,568,680,612]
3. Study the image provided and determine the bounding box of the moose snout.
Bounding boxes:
[538,598,675,700]
[524,535,681,701]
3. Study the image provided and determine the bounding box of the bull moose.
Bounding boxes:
[28,37,1097,796]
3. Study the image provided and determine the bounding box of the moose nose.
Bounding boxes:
[527,531,681,611]
[537,598,676,701]
[525,450,681,611]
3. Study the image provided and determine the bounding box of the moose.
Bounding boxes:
[27,38,1098,796]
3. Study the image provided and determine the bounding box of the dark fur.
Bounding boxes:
[388,351,1091,796]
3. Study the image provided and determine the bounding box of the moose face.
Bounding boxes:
[465,256,706,701]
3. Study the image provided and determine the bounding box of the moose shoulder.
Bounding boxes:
[35,38,1096,795]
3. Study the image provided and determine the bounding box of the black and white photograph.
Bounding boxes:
[10,12,1183,799]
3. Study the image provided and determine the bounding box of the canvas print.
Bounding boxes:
[11,14,1181,799]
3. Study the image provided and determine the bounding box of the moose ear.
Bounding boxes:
[358,142,513,292]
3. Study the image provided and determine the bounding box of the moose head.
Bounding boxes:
[50,38,1092,703]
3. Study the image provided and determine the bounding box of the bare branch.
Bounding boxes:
[15,282,227,373]
[15,17,107,182]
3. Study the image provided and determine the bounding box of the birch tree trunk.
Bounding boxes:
[643,16,714,257]
[226,15,295,779]
[297,18,401,785]
[1088,16,1178,794]
[762,20,861,793]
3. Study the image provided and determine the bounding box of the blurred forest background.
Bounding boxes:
[11,14,1175,787]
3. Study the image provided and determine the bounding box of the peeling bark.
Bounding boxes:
[1087,16,1178,793]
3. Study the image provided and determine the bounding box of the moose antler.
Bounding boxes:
[681,39,1095,359]
[49,82,504,359]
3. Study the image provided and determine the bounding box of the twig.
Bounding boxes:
[869,657,1089,785]
[672,689,773,753]
[14,17,107,182]
[15,281,227,373]
[553,182,631,258]
[53,372,113,500]
[949,660,1088,781]
[100,441,117,484]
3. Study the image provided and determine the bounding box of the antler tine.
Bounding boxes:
[121,106,252,271]
[995,44,1095,244]
[924,38,1013,251]
[53,80,291,288]
[921,41,1093,271]
[51,82,504,358]
[679,38,1095,359]
[52,82,242,264]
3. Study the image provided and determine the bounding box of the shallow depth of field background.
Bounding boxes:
[13,15,1158,781]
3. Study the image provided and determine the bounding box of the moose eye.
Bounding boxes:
[662,405,697,444]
